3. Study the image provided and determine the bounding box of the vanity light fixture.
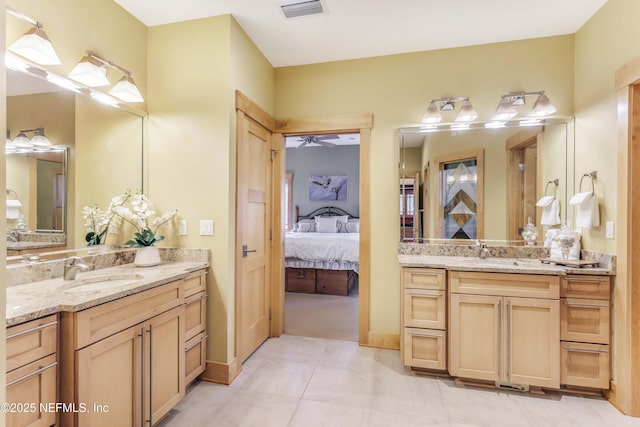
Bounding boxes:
[422,97,478,124]
[492,91,557,121]
[6,6,61,65]
[12,128,52,148]
[68,51,144,102]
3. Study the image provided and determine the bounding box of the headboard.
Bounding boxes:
[294,205,359,223]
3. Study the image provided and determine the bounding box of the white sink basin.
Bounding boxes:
[60,273,144,292]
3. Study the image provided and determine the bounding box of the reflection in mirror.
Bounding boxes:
[399,117,574,245]
[6,65,145,258]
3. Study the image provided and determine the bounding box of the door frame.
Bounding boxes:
[274,113,373,345]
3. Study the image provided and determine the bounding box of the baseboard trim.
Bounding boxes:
[362,331,400,350]
[199,358,242,385]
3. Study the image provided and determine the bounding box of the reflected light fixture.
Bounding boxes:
[12,128,52,148]
[422,96,477,124]
[6,131,12,147]
[492,91,557,121]
[68,51,144,102]
[6,6,61,65]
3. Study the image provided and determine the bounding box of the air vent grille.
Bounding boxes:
[281,0,324,19]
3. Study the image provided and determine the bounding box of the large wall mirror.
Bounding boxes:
[6,67,145,255]
[399,117,574,244]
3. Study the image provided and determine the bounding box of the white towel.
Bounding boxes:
[570,192,600,229]
[6,199,21,220]
[537,196,561,226]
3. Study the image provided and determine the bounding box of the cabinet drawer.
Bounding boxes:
[403,268,445,290]
[317,270,356,296]
[185,291,207,340]
[6,314,57,373]
[561,342,610,389]
[449,271,559,299]
[185,331,207,385]
[6,353,57,427]
[561,276,610,300]
[285,268,316,293]
[403,288,446,329]
[184,271,207,298]
[73,280,183,349]
[403,327,446,371]
[561,298,610,344]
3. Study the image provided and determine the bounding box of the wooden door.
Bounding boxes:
[76,325,142,427]
[505,297,559,388]
[236,113,273,362]
[147,306,185,424]
[449,293,501,382]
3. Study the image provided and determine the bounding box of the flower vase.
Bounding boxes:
[134,246,161,267]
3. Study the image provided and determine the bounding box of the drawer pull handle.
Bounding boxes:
[6,361,57,387]
[185,294,208,306]
[407,292,444,297]
[185,335,209,351]
[562,345,609,354]
[563,301,609,308]
[407,270,441,276]
[564,278,604,283]
[6,320,57,340]
[407,331,442,338]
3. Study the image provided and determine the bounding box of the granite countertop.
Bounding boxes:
[7,241,66,250]
[398,255,614,276]
[6,261,209,327]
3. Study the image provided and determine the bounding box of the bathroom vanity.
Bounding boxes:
[399,253,613,394]
[5,250,209,426]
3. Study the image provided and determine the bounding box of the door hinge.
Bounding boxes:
[270,149,277,161]
[269,308,272,320]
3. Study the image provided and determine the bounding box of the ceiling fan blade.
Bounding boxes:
[316,140,336,148]
[316,134,340,140]
[296,141,307,148]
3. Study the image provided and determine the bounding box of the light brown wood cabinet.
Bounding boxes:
[183,271,208,385]
[401,268,447,371]
[449,271,560,389]
[5,315,58,427]
[61,279,186,426]
[560,275,611,389]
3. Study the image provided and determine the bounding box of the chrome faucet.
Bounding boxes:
[64,257,90,280]
[7,231,19,242]
[476,240,489,259]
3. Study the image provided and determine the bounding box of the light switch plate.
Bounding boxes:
[606,221,615,239]
[178,220,188,236]
[200,220,214,236]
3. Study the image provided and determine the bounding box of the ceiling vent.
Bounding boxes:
[280,0,325,19]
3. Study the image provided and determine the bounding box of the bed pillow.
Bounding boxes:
[296,222,314,232]
[345,222,360,233]
[316,217,338,233]
[334,215,349,232]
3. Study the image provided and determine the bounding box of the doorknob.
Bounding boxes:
[242,245,257,257]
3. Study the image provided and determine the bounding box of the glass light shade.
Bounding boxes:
[529,94,557,116]
[31,130,52,146]
[8,27,61,65]
[109,75,144,103]
[68,56,110,87]
[6,131,12,147]
[455,101,478,122]
[422,101,441,124]
[12,132,33,148]
[492,98,518,121]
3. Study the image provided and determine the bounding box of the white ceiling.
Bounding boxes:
[113,0,608,67]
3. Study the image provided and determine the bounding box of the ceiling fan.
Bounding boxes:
[296,134,339,148]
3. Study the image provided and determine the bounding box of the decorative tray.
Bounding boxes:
[539,258,600,268]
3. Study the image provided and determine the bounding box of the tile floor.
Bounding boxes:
[158,335,640,427]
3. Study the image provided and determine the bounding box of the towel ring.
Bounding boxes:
[544,179,559,197]
[579,171,597,195]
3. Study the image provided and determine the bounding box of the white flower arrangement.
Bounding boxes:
[111,192,177,247]
[82,191,132,246]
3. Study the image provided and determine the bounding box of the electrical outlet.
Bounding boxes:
[178,220,188,236]
[200,220,214,236]
[108,223,118,234]
[606,221,615,239]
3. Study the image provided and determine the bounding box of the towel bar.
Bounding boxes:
[544,179,559,197]
[579,171,597,195]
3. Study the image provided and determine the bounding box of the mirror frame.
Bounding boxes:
[398,116,575,245]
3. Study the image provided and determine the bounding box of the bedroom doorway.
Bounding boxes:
[273,113,373,345]
[283,136,361,341]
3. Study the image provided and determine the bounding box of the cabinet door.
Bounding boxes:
[6,353,57,427]
[403,288,446,329]
[76,325,143,427]
[449,294,502,382]
[146,306,185,425]
[505,297,559,388]
[561,298,610,344]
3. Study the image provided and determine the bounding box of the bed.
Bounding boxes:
[285,206,359,296]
